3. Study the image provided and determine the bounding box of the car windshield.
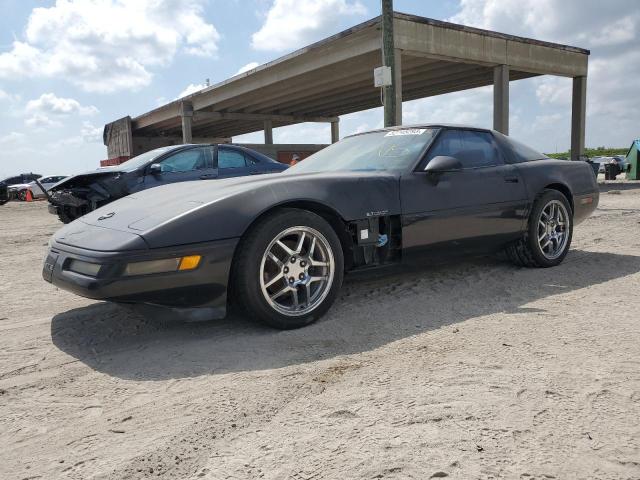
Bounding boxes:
[101,146,179,172]
[287,128,438,174]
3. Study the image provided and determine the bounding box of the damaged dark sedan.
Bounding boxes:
[47,143,288,223]
[43,125,599,329]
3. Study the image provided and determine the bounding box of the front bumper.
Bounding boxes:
[43,237,239,320]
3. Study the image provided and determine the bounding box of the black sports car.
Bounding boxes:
[43,125,599,329]
[47,143,288,223]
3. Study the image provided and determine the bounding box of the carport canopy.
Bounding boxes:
[105,12,589,160]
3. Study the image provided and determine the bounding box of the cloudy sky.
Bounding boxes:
[0,0,638,177]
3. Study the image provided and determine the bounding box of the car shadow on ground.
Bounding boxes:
[51,250,640,381]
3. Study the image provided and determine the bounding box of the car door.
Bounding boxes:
[216,147,253,178]
[400,128,528,258]
[143,146,216,189]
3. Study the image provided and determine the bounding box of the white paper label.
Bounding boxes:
[385,129,427,137]
[360,229,369,240]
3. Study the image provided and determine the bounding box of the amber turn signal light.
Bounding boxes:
[178,255,202,271]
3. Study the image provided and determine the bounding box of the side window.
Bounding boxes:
[158,148,208,173]
[457,131,503,168]
[424,129,465,164]
[244,153,258,166]
[218,149,247,169]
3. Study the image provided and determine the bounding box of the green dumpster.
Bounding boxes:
[627,139,640,180]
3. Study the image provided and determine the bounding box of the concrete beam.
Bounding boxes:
[493,65,509,135]
[394,16,588,77]
[180,101,193,144]
[331,119,340,143]
[264,119,273,145]
[571,76,587,161]
[193,111,338,124]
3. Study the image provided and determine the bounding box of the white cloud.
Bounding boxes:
[81,121,103,143]
[404,86,493,128]
[251,0,367,51]
[0,88,20,103]
[25,113,62,128]
[535,77,571,107]
[0,132,26,145]
[178,83,207,99]
[24,92,97,129]
[0,0,221,93]
[236,62,260,75]
[26,93,98,116]
[50,122,103,149]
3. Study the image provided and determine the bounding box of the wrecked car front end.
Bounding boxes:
[47,170,137,223]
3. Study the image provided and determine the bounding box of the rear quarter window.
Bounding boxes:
[504,136,549,163]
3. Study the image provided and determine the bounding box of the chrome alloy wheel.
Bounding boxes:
[259,226,335,316]
[537,199,570,260]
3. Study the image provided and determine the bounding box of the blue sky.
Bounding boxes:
[0,0,638,177]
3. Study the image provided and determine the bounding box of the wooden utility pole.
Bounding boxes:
[381,0,396,127]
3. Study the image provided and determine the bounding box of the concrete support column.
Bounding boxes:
[493,64,509,135]
[180,101,193,144]
[394,49,403,126]
[331,119,340,143]
[571,76,587,161]
[381,0,397,128]
[264,119,273,145]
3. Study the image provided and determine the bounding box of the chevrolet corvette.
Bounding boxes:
[43,125,598,329]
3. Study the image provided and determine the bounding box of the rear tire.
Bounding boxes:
[506,189,573,268]
[232,208,344,329]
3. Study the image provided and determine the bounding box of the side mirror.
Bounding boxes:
[424,156,462,174]
[149,163,162,175]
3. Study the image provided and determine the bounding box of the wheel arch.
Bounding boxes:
[543,183,574,213]
[232,200,353,273]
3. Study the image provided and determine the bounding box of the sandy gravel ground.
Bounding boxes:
[1,183,640,480]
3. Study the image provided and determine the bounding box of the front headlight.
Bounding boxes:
[123,255,201,276]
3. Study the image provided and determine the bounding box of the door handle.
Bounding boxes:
[504,176,519,183]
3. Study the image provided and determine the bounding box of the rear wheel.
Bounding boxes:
[506,189,573,268]
[232,208,344,329]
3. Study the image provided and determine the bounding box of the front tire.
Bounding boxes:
[232,208,344,329]
[506,189,573,268]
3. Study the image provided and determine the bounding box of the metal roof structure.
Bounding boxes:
[104,11,589,160]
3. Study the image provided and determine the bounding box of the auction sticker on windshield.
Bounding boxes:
[385,129,427,136]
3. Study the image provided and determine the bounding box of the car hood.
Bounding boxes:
[50,168,127,190]
[55,170,401,250]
